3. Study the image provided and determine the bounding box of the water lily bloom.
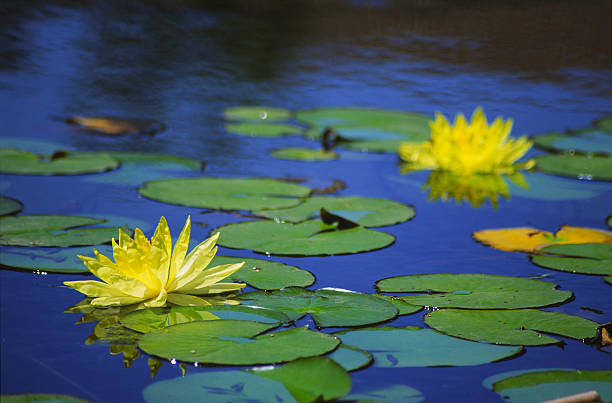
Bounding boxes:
[399,107,534,175]
[64,216,246,308]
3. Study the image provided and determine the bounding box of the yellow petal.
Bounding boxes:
[91,296,146,307]
[77,255,150,298]
[179,262,245,292]
[169,233,220,291]
[144,288,168,308]
[184,282,246,295]
[168,216,191,288]
[166,293,214,306]
[64,280,130,297]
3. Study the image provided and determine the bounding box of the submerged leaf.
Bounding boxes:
[65,116,165,136]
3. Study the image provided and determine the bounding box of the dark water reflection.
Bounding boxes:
[1,1,612,402]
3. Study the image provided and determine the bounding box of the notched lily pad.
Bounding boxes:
[425,309,600,346]
[0,196,23,216]
[138,320,339,365]
[139,177,311,211]
[210,255,315,290]
[239,287,398,328]
[335,326,522,367]
[253,196,415,228]
[327,344,373,372]
[224,106,292,122]
[271,147,338,161]
[376,273,573,309]
[226,122,303,137]
[0,148,119,175]
[535,154,612,181]
[65,116,165,136]
[214,219,395,256]
[531,243,612,276]
[375,295,422,316]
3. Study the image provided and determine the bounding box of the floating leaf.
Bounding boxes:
[531,243,612,276]
[342,385,425,403]
[224,106,292,122]
[271,147,338,161]
[138,320,339,365]
[532,129,612,155]
[0,394,94,403]
[473,225,612,253]
[65,116,165,136]
[139,177,311,211]
[507,171,612,201]
[121,305,290,333]
[0,245,112,273]
[374,295,422,316]
[215,219,395,256]
[535,154,612,181]
[335,326,522,367]
[250,357,352,402]
[226,122,303,137]
[486,369,612,403]
[376,273,572,309]
[210,255,315,290]
[239,287,398,328]
[327,344,373,372]
[253,196,415,228]
[0,196,22,216]
[595,116,612,133]
[0,148,119,175]
[425,309,599,345]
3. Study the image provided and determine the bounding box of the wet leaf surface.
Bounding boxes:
[535,154,612,181]
[531,243,612,276]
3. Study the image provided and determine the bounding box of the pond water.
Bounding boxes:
[1,1,611,402]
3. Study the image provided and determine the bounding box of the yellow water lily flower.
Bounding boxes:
[399,107,534,175]
[64,216,246,308]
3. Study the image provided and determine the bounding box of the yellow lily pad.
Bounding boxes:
[65,116,165,136]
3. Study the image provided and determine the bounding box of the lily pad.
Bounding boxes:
[226,122,303,137]
[375,295,422,315]
[535,154,612,181]
[327,344,373,372]
[0,245,112,273]
[0,196,22,216]
[210,255,315,290]
[271,147,338,161]
[0,394,94,403]
[239,287,398,328]
[121,305,290,333]
[65,116,165,136]
[138,320,339,365]
[139,177,311,211]
[224,106,292,122]
[253,196,415,228]
[531,243,612,276]
[342,385,425,403]
[532,129,612,155]
[507,172,612,201]
[250,357,352,402]
[0,215,126,247]
[486,369,612,403]
[214,219,395,256]
[0,148,119,175]
[424,309,599,346]
[334,326,522,367]
[376,273,572,309]
[595,116,612,133]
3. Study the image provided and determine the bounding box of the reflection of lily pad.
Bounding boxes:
[485,369,612,403]
[0,196,22,216]
[0,215,125,247]
[531,243,612,276]
[335,327,522,367]
[535,154,612,181]
[1,394,94,403]
[138,320,339,365]
[376,273,572,309]
[139,177,311,211]
[239,287,398,328]
[65,116,165,136]
[271,147,338,161]
[0,245,112,273]
[211,256,315,290]
[424,309,599,345]
[226,123,303,137]
[215,220,395,256]
[533,129,612,155]
[327,344,372,372]
[224,106,292,122]
[0,148,119,175]
[342,385,425,403]
[121,305,290,333]
[253,196,415,227]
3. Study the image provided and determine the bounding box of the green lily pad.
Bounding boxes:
[271,147,338,161]
[607,277,612,285]
[327,344,373,372]
[0,196,23,216]
[121,305,291,333]
[210,255,315,290]
[535,154,612,181]
[508,172,612,201]
[342,385,425,403]
[214,219,395,256]
[226,122,303,137]
[224,106,292,122]
[250,357,352,402]
[239,287,398,328]
[486,369,612,403]
[375,295,422,315]
[138,320,339,365]
[0,148,119,175]
[531,243,612,276]
[595,116,612,133]
[532,129,612,155]
[424,309,599,346]
[253,196,415,228]
[0,245,112,273]
[334,326,522,367]
[139,177,311,211]
[0,394,94,403]
[376,273,572,309]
